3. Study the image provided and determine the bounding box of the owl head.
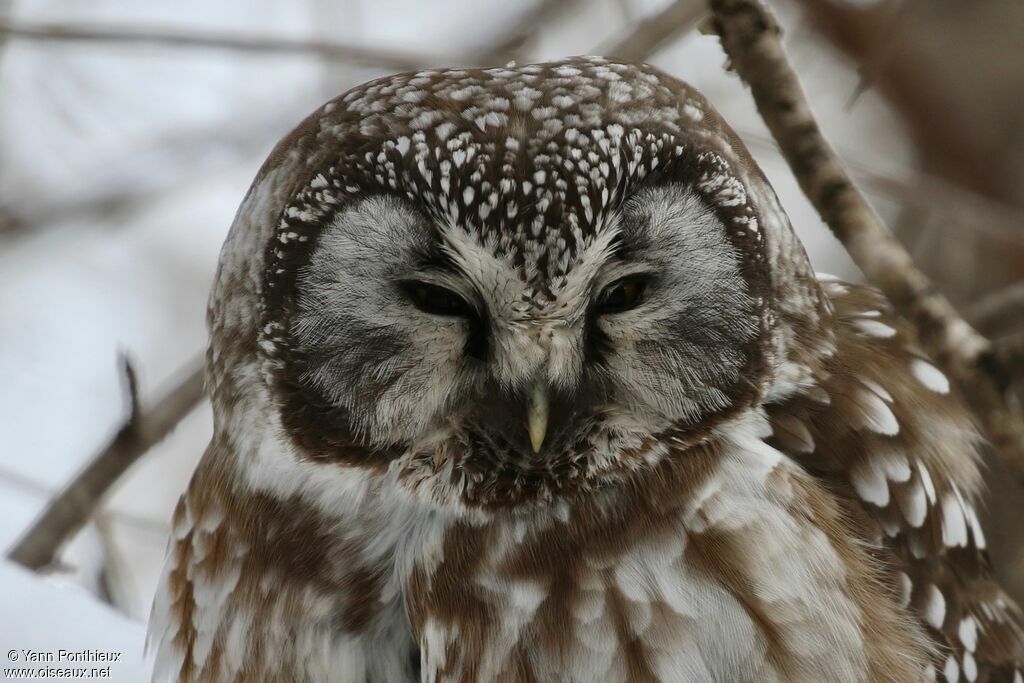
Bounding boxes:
[211,57,830,508]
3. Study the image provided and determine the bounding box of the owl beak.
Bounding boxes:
[526,382,549,454]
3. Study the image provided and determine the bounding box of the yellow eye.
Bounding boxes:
[597,276,648,314]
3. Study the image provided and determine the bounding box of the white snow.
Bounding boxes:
[0,560,151,681]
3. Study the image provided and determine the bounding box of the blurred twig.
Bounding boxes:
[8,355,204,570]
[601,0,707,62]
[709,0,1024,479]
[0,460,171,538]
[736,127,1024,247]
[0,19,455,71]
[0,105,303,239]
[0,0,587,236]
[792,0,1018,206]
[967,282,1024,338]
[95,513,136,616]
[483,0,585,65]
[0,1,584,72]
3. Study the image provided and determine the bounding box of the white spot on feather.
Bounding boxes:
[895,479,927,527]
[965,504,987,549]
[862,378,894,403]
[944,654,960,683]
[917,461,938,503]
[963,653,977,682]
[923,583,946,630]
[508,579,548,612]
[851,458,890,507]
[878,449,912,482]
[959,616,978,652]
[854,386,900,435]
[911,359,951,394]
[896,571,913,608]
[854,319,897,338]
[941,489,969,547]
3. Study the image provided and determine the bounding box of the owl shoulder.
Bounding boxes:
[765,276,1024,682]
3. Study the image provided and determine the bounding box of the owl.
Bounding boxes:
[148,57,1024,682]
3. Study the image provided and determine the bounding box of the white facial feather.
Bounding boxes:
[292,175,758,470]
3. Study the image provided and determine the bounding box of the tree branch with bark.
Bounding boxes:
[8,356,204,570]
[708,0,1024,479]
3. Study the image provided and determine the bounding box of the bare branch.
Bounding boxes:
[0,19,456,71]
[708,0,1024,478]
[0,459,172,538]
[709,0,983,366]
[8,357,205,570]
[601,0,707,63]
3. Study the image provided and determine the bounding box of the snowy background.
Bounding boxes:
[1,0,1020,680]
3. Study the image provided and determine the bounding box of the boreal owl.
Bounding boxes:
[149,57,1024,682]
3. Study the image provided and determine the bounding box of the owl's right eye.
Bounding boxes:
[402,281,474,318]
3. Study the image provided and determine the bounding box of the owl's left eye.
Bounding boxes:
[596,276,648,315]
[402,281,474,317]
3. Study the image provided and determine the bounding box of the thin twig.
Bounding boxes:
[120,352,141,424]
[600,0,707,62]
[0,19,456,71]
[708,0,1024,478]
[8,357,205,570]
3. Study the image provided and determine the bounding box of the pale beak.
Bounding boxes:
[526,382,549,454]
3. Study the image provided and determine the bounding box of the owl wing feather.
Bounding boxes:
[765,277,1024,683]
